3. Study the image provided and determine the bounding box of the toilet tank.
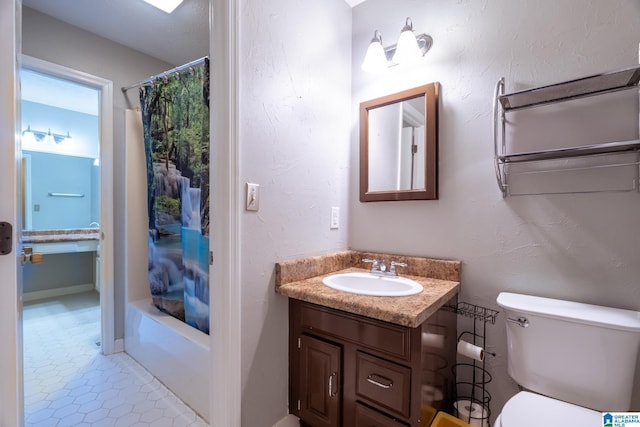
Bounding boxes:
[497,292,640,411]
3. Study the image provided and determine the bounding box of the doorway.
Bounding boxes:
[19,56,115,417]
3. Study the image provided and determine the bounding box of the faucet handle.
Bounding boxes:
[389,261,407,275]
[362,258,381,271]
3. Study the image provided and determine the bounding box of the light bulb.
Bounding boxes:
[22,126,37,146]
[43,129,56,146]
[392,18,422,65]
[361,30,388,73]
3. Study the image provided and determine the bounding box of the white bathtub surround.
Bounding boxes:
[125,299,211,422]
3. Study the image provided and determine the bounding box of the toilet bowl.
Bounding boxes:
[493,391,600,427]
[495,292,640,427]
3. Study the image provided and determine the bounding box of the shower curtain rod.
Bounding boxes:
[121,56,208,93]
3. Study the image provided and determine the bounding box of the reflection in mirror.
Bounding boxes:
[368,96,426,191]
[360,83,439,202]
[21,67,100,230]
[22,150,99,230]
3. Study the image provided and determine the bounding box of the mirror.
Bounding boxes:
[20,67,101,231]
[360,83,439,202]
[22,150,100,230]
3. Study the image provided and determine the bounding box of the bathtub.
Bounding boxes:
[125,299,210,421]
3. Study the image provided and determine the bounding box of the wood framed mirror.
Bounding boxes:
[359,82,439,202]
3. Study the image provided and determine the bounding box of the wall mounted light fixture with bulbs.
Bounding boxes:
[22,125,72,146]
[361,17,433,73]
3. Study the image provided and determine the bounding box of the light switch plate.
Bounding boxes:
[246,183,260,211]
[330,207,339,229]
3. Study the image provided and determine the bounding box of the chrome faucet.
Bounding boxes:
[362,258,408,277]
[389,261,407,276]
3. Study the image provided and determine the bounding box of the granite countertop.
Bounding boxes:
[22,228,100,243]
[275,250,461,328]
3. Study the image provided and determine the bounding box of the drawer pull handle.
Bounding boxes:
[367,374,393,389]
[328,372,338,397]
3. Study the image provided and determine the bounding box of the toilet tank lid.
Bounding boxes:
[497,292,640,332]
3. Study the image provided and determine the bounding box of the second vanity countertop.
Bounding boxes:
[22,228,100,244]
[276,250,461,328]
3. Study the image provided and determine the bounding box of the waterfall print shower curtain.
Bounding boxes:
[140,59,210,334]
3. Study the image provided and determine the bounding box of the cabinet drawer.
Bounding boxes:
[356,352,411,418]
[355,403,408,427]
[299,302,411,360]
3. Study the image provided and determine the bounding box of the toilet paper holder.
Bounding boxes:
[446,301,499,426]
[456,331,496,359]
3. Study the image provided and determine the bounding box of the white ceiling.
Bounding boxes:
[22,0,367,67]
[22,0,209,66]
[20,0,366,114]
[21,69,99,116]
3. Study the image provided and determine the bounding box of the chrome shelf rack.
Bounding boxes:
[493,65,640,196]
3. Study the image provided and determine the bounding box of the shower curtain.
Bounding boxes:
[140,59,210,334]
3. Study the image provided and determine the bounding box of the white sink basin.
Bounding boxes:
[322,272,423,297]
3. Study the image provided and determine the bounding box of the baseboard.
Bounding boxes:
[113,338,124,353]
[272,414,299,427]
[23,283,95,302]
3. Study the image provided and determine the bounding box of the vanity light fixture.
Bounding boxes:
[143,0,184,13]
[22,126,71,145]
[361,17,433,73]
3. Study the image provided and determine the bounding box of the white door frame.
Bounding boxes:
[3,1,241,425]
[0,0,22,425]
[211,0,241,425]
[20,55,115,355]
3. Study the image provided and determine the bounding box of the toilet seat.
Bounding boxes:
[496,391,600,427]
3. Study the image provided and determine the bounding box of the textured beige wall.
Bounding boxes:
[238,0,352,424]
[351,0,640,420]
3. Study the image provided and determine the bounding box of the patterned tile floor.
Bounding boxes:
[23,291,208,427]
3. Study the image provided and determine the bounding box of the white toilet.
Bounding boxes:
[495,292,640,427]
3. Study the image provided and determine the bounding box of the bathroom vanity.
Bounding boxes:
[22,228,100,253]
[21,228,101,298]
[276,251,461,427]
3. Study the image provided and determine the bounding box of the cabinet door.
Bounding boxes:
[299,334,341,427]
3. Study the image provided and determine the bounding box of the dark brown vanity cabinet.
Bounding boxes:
[289,299,456,427]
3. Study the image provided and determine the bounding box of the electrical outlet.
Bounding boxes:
[246,183,260,211]
[330,207,339,229]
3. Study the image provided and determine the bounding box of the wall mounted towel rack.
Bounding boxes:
[493,65,640,196]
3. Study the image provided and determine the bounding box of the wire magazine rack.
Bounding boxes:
[444,302,499,426]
